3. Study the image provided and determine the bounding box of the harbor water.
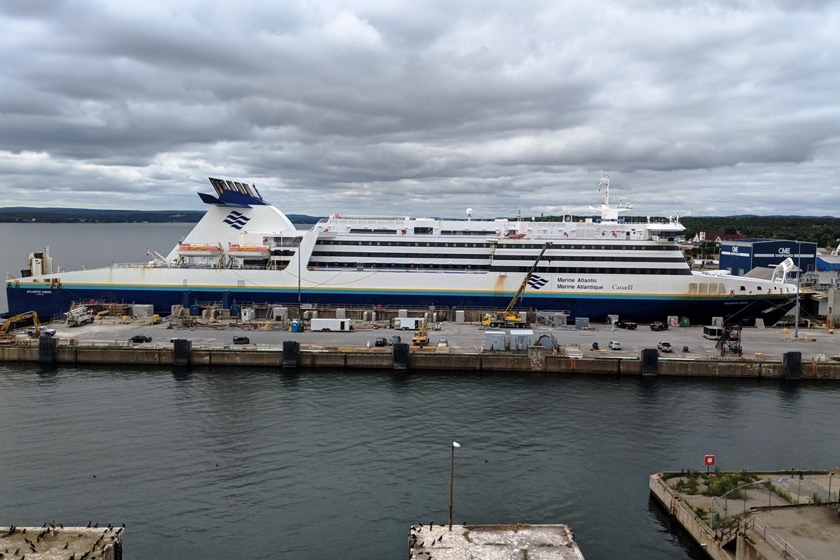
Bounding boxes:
[1,366,838,560]
[1,224,839,559]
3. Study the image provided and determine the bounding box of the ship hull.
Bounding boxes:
[6,268,796,326]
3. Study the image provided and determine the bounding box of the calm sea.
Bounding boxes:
[1,224,839,560]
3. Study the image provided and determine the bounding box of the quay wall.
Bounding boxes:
[3,343,840,379]
[648,474,731,560]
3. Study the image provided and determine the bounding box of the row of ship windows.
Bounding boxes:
[688,283,777,293]
[309,252,686,263]
[346,228,504,236]
[314,240,675,251]
[305,261,692,275]
[341,229,641,237]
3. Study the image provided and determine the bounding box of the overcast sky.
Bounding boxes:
[0,0,838,219]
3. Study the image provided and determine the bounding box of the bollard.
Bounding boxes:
[283,340,300,368]
[393,342,409,370]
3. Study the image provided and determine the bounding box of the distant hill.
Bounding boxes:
[2,208,836,247]
[0,207,322,224]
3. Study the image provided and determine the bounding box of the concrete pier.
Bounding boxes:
[3,319,840,379]
[409,523,585,560]
[0,525,123,560]
[3,340,840,379]
[650,470,840,560]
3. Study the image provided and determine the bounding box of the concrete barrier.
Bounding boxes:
[546,356,623,375]
[346,353,392,369]
[3,342,840,379]
[410,353,483,371]
[299,352,346,368]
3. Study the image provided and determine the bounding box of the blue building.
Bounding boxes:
[719,239,817,276]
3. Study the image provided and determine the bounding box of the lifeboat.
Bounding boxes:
[227,244,270,257]
[178,243,222,257]
[505,232,526,239]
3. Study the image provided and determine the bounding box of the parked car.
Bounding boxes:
[650,321,668,331]
[129,335,152,343]
[608,341,622,350]
[657,341,673,353]
[614,320,637,330]
[27,327,56,337]
[437,339,449,347]
[389,335,402,346]
[374,337,388,347]
[233,336,250,345]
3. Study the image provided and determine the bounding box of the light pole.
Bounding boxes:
[297,240,302,312]
[794,241,801,339]
[710,479,773,533]
[797,472,804,503]
[449,441,460,530]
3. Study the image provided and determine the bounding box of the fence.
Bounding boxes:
[751,517,807,560]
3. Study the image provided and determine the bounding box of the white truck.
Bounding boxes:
[65,306,94,327]
[309,318,354,332]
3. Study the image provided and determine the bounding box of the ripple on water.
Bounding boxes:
[1,365,839,560]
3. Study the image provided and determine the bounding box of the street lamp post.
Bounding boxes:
[449,441,460,530]
[797,472,804,503]
[794,241,801,339]
[711,479,774,534]
[297,240,302,310]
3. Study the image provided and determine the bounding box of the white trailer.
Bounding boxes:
[309,318,354,332]
[395,317,425,330]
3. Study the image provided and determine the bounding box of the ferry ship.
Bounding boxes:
[5,177,798,324]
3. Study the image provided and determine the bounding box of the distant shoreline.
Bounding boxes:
[0,208,321,224]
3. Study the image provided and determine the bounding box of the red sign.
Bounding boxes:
[704,454,716,466]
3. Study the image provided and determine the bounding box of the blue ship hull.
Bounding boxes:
[6,283,796,326]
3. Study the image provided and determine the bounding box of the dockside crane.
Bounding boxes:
[482,242,551,328]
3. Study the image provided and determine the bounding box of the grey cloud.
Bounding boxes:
[0,0,838,217]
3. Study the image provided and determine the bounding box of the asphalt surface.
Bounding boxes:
[32,317,840,362]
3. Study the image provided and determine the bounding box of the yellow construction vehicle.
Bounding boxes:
[0,311,41,344]
[482,242,551,328]
[410,320,430,348]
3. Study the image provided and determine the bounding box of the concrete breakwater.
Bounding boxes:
[3,338,840,379]
[650,470,840,560]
